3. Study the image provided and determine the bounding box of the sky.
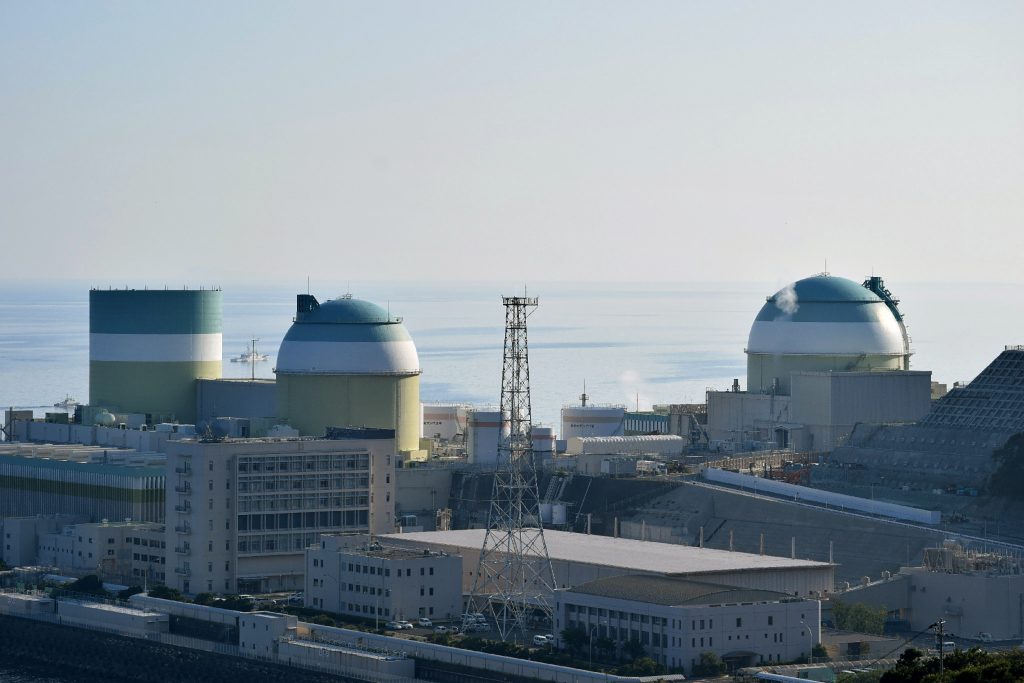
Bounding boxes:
[1,1,1022,285]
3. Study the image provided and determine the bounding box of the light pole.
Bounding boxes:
[589,620,608,668]
[800,620,814,663]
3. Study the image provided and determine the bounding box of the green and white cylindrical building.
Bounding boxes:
[89,288,223,423]
[275,294,421,453]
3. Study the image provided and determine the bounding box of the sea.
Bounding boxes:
[1,279,1022,429]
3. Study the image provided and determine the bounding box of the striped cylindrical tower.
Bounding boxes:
[89,288,222,423]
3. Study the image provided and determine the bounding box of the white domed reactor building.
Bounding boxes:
[707,274,930,452]
[275,294,422,455]
[746,274,911,394]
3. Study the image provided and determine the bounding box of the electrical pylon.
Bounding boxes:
[466,295,556,642]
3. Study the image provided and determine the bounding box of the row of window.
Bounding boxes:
[237,454,369,473]
[237,494,369,513]
[237,510,369,531]
[237,475,369,493]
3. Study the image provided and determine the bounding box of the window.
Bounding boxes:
[429,567,434,575]
[768,615,774,625]
[736,618,742,627]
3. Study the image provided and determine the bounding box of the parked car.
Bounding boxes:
[397,620,414,630]
[417,618,433,628]
[385,620,402,630]
[977,632,994,643]
[468,622,489,632]
[433,625,449,634]
[532,635,550,646]
[287,593,304,606]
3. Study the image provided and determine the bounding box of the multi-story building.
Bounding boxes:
[306,534,461,623]
[165,429,396,596]
[555,574,820,673]
[36,520,166,585]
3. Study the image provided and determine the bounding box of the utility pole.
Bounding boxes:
[467,295,556,642]
[931,619,947,679]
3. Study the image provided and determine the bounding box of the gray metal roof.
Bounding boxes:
[567,574,793,606]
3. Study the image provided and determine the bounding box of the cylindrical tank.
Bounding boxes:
[539,502,553,523]
[466,409,508,466]
[422,404,469,441]
[560,405,625,440]
[89,288,222,423]
[746,274,910,394]
[551,503,568,526]
[531,425,556,454]
[275,294,421,454]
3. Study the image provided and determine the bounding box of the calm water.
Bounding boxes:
[1,279,1022,429]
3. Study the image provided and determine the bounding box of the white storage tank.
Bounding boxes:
[551,503,568,526]
[467,409,508,466]
[532,425,556,467]
[422,404,469,441]
[560,405,625,440]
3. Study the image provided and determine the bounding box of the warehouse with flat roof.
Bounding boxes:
[381,528,834,599]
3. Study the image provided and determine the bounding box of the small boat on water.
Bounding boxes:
[54,395,79,409]
[230,340,269,363]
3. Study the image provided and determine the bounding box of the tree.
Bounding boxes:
[148,585,185,601]
[622,637,646,662]
[879,647,1024,683]
[594,636,615,660]
[117,586,144,600]
[832,600,886,635]
[617,656,663,676]
[309,614,335,627]
[559,626,588,655]
[692,651,727,676]
[67,575,108,596]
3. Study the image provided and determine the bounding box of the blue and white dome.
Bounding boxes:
[276,295,420,375]
[747,275,906,357]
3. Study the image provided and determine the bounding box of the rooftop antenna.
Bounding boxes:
[580,380,588,407]
[306,276,310,295]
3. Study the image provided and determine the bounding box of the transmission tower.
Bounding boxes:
[467,295,556,641]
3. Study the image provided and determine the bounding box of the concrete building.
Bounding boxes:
[837,541,1024,642]
[36,519,167,586]
[195,378,277,427]
[706,274,930,452]
[556,574,820,672]
[165,429,396,596]
[275,294,422,457]
[89,288,223,423]
[0,443,165,522]
[306,535,462,623]
[1,515,82,567]
[566,435,685,457]
[381,529,835,603]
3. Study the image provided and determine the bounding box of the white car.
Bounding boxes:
[398,620,414,630]
[433,625,449,634]
[532,635,550,646]
[417,618,433,628]
[385,620,402,630]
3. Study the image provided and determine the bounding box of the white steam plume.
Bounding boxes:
[775,283,799,316]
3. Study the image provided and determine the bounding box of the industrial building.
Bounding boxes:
[821,345,1024,491]
[89,288,223,424]
[305,534,462,622]
[0,443,165,522]
[706,274,931,452]
[275,294,423,457]
[381,529,835,600]
[556,574,820,672]
[836,541,1024,642]
[465,409,507,466]
[165,429,397,596]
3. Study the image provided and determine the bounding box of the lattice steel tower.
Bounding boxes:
[467,295,556,641]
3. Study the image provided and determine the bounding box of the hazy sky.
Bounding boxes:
[2,1,1022,284]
